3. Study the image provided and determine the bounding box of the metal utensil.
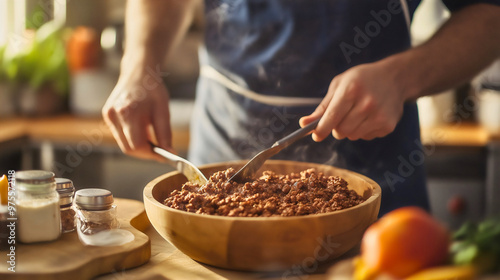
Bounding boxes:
[229,119,320,183]
[150,143,208,185]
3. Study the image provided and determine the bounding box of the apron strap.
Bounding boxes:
[400,0,411,32]
[200,64,323,107]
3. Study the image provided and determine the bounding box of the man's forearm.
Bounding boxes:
[384,3,500,100]
[121,0,199,68]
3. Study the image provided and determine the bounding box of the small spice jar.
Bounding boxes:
[16,170,61,243]
[74,189,118,237]
[55,178,76,233]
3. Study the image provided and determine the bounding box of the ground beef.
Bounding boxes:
[163,168,366,217]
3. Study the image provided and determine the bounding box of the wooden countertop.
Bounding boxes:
[95,201,500,280]
[0,115,190,151]
[94,203,358,280]
[0,115,495,149]
[420,122,492,147]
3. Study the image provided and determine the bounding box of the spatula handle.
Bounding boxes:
[150,142,182,166]
[273,118,320,148]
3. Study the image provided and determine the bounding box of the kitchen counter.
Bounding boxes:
[0,114,190,151]
[420,122,492,147]
[95,221,346,280]
[0,99,195,151]
[94,200,358,280]
[0,115,495,148]
[94,200,499,280]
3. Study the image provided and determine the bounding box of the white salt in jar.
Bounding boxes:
[16,170,61,243]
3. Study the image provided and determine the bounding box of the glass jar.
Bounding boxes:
[74,189,118,237]
[16,170,61,243]
[55,178,76,233]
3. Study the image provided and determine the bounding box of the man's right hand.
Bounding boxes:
[102,62,173,160]
[102,0,198,160]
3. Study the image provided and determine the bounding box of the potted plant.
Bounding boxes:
[3,20,70,116]
[0,45,16,117]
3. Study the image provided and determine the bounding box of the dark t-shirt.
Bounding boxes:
[188,0,499,215]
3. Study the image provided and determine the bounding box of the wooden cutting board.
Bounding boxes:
[0,198,151,280]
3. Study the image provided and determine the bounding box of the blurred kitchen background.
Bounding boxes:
[0,0,499,229]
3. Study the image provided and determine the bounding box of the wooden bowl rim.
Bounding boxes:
[144,159,381,221]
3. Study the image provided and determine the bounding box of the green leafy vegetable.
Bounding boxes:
[451,217,500,274]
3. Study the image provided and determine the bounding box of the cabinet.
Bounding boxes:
[425,146,487,229]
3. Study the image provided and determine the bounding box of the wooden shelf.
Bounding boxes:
[420,122,491,147]
[0,115,190,151]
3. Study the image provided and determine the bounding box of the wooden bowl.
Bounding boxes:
[143,160,381,271]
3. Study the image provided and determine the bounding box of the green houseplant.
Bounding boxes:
[0,45,14,117]
[2,19,69,116]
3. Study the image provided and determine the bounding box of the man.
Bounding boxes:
[102,0,500,215]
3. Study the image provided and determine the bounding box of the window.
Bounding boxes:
[0,0,66,47]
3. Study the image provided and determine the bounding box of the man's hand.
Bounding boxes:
[102,0,198,160]
[102,63,173,160]
[300,61,407,141]
[302,3,500,142]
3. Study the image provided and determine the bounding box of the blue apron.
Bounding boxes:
[189,0,432,216]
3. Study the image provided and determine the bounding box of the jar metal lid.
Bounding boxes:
[16,170,55,191]
[16,170,55,184]
[59,197,73,206]
[75,188,114,210]
[55,178,75,196]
